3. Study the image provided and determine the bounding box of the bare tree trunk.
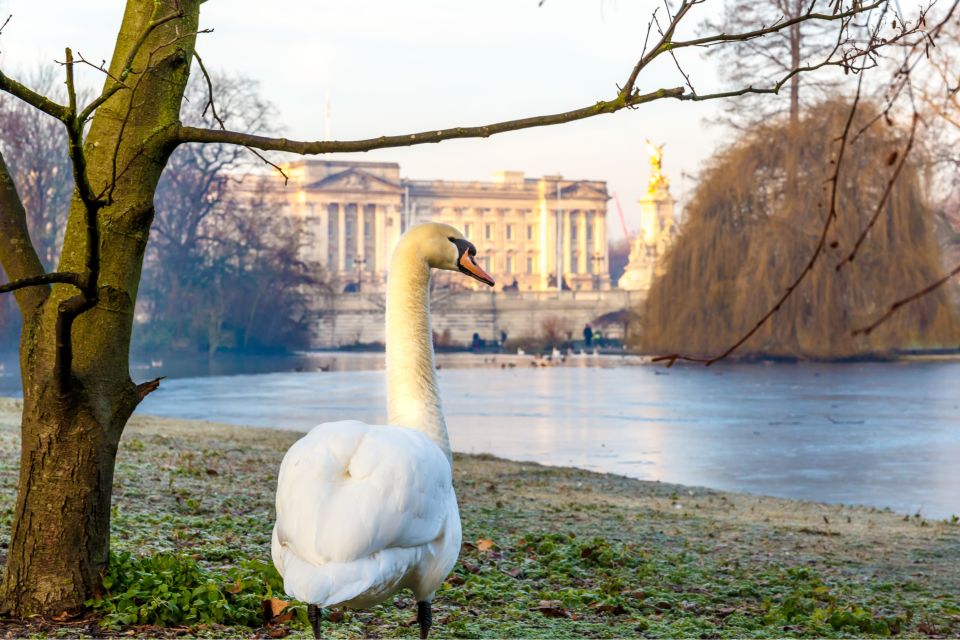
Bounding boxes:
[0,0,200,616]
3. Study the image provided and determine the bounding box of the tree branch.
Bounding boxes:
[176,0,885,157]
[0,70,69,122]
[836,113,918,271]
[178,86,685,153]
[852,262,960,337]
[0,151,49,315]
[0,272,84,295]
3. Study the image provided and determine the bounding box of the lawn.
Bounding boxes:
[0,397,957,638]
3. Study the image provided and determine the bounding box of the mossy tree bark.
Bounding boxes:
[0,0,200,615]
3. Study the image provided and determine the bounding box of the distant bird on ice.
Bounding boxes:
[272,223,495,638]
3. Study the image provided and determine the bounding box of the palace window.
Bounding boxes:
[505,255,514,273]
[485,223,493,240]
[526,256,534,273]
[464,223,473,238]
[526,224,534,241]
[587,218,594,241]
[506,224,514,241]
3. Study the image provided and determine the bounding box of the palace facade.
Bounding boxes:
[265,160,611,292]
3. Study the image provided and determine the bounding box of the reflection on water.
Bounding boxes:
[2,350,958,518]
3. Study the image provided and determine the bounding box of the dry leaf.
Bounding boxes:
[262,597,293,623]
[537,600,572,618]
[476,538,495,552]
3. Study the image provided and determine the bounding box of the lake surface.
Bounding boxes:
[2,352,958,518]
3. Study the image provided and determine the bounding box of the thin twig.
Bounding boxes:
[836,113,918,271]
[852,262,960,336]
[193,51,289,184]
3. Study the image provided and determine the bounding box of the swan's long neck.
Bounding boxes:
[385,241,451,464]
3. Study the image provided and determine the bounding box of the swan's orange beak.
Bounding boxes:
[450,237,495,287]
[458,251,495,287]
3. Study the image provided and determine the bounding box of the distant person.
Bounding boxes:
[594,329,604,346]
[500,329,508,345]
[583,324,593,347]
[471,332,482,351]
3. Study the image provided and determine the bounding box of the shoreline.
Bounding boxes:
[0,397,959,636]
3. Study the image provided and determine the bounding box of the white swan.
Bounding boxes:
[271,222,494,638]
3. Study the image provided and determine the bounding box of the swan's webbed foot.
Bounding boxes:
[307,604,322,639]
[417,601,432,639]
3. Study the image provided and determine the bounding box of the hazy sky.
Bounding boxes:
[0,0,764,238]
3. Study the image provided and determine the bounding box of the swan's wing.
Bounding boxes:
[273,421,454,566]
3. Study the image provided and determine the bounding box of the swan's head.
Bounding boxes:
[405,222,495,287]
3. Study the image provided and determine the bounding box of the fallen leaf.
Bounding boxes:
[537,600,572,618]
[477,538,495,552]
[502,567,522,578]
[267,626,290,638]
[262,598,293,623]
[462,560,480,574]
[326,610,344,623]
[446,574,465,586]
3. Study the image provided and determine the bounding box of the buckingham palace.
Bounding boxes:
[265,160,612,292]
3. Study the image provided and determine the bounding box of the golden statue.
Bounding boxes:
[645,139,669,195]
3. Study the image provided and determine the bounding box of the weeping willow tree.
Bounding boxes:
[640,101,960,359]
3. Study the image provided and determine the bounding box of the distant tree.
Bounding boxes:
[0,68,75,348]
[138,70,323,354]
[640,101,960,359]
[702,0,857,129]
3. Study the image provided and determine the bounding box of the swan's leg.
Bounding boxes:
[416,601,432,639]
[307,604,322,639]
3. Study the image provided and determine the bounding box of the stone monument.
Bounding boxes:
[617,140,678,294]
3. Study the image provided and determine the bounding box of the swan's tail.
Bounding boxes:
[272,525,420,608]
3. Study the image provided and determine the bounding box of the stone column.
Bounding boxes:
[318,202,329,264]
[337,203,346,272]
[356,203,365,271]
[578,211,587,274]
[374,205,384,275]
[562,210,571,274]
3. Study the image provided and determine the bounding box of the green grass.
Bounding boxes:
[0,401,958,637]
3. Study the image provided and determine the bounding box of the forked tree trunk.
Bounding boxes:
[0,0,200,616]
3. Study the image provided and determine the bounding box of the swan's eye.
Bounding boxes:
[468,245,476,257]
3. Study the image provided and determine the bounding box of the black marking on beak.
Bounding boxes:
[449,237,494,287]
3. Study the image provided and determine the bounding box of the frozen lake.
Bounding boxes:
[2,353,958,518]
[130,358,960,519]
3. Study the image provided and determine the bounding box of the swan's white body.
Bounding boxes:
[272,223,491,613]
[271,421,461,607]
